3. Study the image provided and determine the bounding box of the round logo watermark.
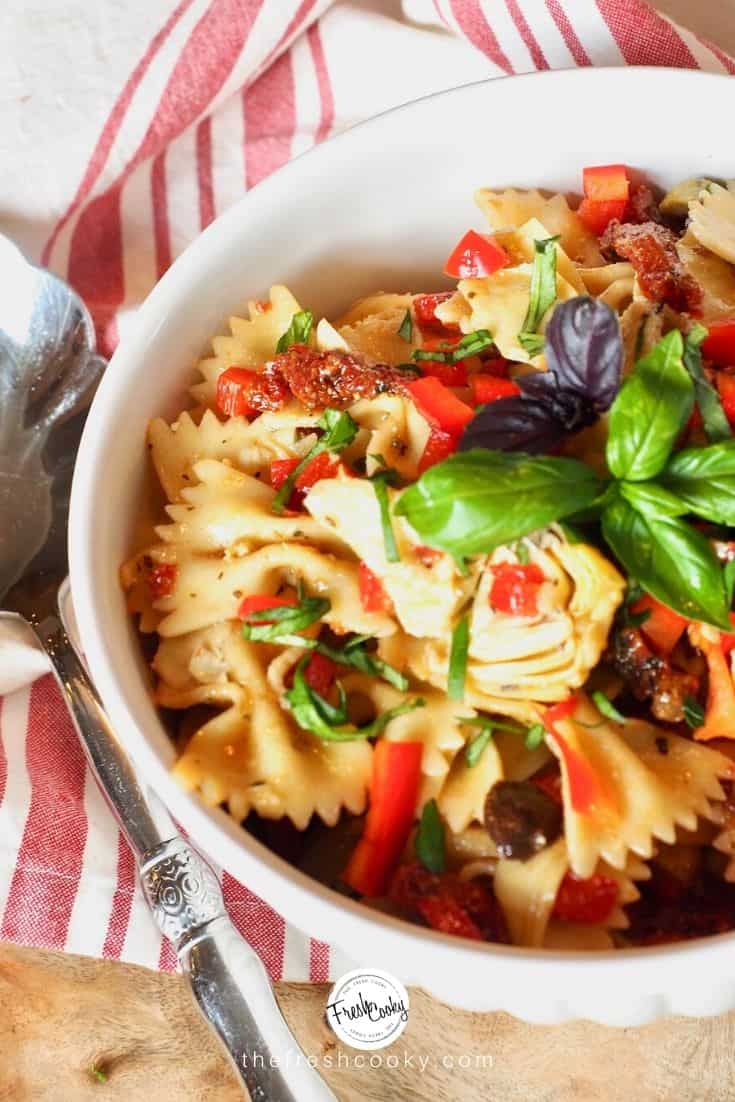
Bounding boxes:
[325,969,410,1050]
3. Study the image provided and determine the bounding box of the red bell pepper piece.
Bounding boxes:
[531,766,563,806]
[577,197,628,236]
[582,164,630,203]
[216,367,260,418]
[489,563,545,617]
[415,545,443,568]
[417,427,457,474]
[471,375,521,406]
[407,376,475,437]
[717,372,735,427]
[543,698,611,814]
[270,452,340,510]
[343,741,424,897]
[479,356,510,377]
[144,562,177,599]
[417,337,468,386]
[238,594,297,622]
[413,292,458,333]
[444,230,509,280]
[630,594,689,657]
[358,562,390,614]
[704,320,735,366]
[553,871,618,924]
[719,612,735,657]
[692,634,735,742]
[303,652,338,696]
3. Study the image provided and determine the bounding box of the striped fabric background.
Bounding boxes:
[1,0,733,979]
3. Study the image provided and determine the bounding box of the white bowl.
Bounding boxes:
[69,67,735,1024]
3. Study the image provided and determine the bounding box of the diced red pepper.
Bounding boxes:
[489,563,545,617]
[471,375,521,406]
[216,367,260,418]
[358,563,390,614]
[543,698,611,814]
[719,612,735,657]
[479,356,510,377]
[444,230,509,280]
[413,293,458,333]
[144,562,177,599]
[717,372,735,426]
[415,545,443,568]
[417,427,457,474]
[553,871,618,924]
[577,197,628,236]
[303,652,338,696]
[343,741,424,897]
[416,894,483,940]
[238,594,296,622]
[417,338,468,386]
[407,376,475,437]
[704,320,735,366]
[270,452,340,510]
[692,633,735,742]
[270,458,300,490]
[630,594,689,657]
[582,164,630,203]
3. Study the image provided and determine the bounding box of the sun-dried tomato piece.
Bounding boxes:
[270,344,407,412]
[143,560,177,599]
[389,861,506,941]
[602,220,701,313]
[625,182,663,225]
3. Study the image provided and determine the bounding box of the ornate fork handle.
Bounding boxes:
[18,606,335,1102]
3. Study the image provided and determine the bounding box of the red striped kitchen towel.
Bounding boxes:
[1,0,733,979]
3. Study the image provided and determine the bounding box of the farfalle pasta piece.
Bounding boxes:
[305,477,477,639]
[474,188,604,267]
[336,292,417,365]
[435,219,582,364]
[154,624,373,828]
[191,284,303,407]
[686,183,735,265]
[437,728,504,834]
[677,228,735,322]
[154,542,396,638]
[580,262,635,313]
[344,394,429,483]
[155,458,347,556]
[546,694,733,877]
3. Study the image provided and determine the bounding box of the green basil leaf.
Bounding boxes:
[448,614,470,701]
[398,309,413,342]
[683,694,705,730]
[515,541,530,564]
[316,638,408,691]
[601,495,731,630]
[412,328,494,365]
[518,236,559,351]
[725,560,735,606]
[518,332,545,357]
[271,408,358,514]
[590,690,627,725]
[415,798,445,873]
[465,725,494,767]
[285,659,424,741]
[371,473,400,563]
[525,723,546,750]
[276,309,314,353]
[619,480,688,518]
[606,330,693,482]
[395,450,606,558]
[242,595,330,642]
[683,323,732,443]
[661,439,735,525]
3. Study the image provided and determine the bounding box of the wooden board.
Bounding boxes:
[2,941,735,1101]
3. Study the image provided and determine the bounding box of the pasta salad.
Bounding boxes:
[122,165,735,950]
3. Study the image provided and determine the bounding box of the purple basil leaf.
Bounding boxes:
[544,296,622,411]
[517,377,598,434]
[458,396,566,454]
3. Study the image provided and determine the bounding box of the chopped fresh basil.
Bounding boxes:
[725,559,735,607]
[285,658,424,741]
[276,309,314,353]
[515,541,530,564]
[448,614,470,701]
[607,330,694,482]
[683,323,732,444]
[525,723,546,750]
[398,309,413,342]
[242,594,330,642]
[412,329,494,364]
[415,798,446,873]
[518,236,559,355]
[371,472,400,563]
[271,408,358,514]
[591,690,627,725]
[683,694,705,730]
[90,1067,108,1084]
[317,636,408,691]
[465,726,494,767]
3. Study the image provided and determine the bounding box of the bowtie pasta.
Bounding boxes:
[123,164,735,952]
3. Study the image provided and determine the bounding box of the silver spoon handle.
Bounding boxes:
[29,611,336,1102]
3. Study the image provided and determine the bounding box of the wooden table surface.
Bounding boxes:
[5,5,735,1101]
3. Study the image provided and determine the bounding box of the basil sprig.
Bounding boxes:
[271,408,358,515]
[285,658,424,741]
[415,799,445,873]
[518,236,559,356]
[276,309,314,353]
[395,451,605,558]
[242,594,329,642]
[412,329,494,365]
[660,439,735,525]
[683,323,732,444]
